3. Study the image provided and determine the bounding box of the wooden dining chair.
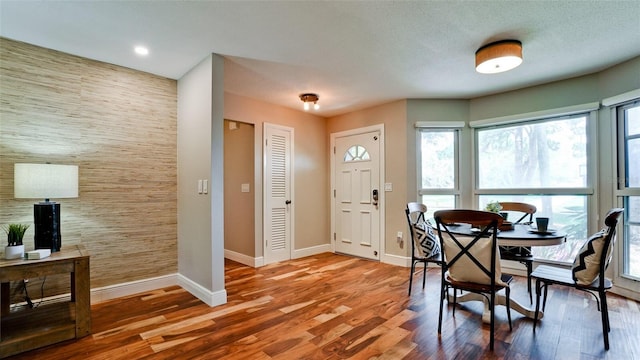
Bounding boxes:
[405,202,442,295]
[498,201,537,303]
[532,208,624,351]
[434,209,512,351]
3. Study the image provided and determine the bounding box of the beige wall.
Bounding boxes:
[224,93,329,258]
[0,38,177,299]
[224,120,255,256]
[326,100,408,258]
[469,56,640,122]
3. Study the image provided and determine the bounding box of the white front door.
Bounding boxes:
[264,123,293,264]
[333,128,382,260]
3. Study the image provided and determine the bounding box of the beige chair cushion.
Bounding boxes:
[442,235,507,287]
[572,229,608,286]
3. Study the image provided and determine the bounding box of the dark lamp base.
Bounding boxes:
[34,202,62,252]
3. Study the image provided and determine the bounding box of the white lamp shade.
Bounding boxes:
[14,163,79,199]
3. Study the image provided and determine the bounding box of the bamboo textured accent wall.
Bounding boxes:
[0,38,177,298]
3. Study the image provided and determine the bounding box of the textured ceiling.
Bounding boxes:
[1,1,639,117]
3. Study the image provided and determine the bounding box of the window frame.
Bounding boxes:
[416,126,462,218]
[615,100,640,283]
[472,111,598,264]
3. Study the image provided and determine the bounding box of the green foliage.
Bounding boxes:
[3,224,29,246]
[485,201,502,213]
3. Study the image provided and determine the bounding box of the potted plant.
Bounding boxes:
[484,201,513,230]
[3,223,29,259]
[485,201,503,213]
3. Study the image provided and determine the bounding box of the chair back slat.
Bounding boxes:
[599,208,624,284]
[498,202,536,224]
[405,202,435,259]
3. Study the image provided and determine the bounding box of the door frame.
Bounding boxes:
[330,124,385,259]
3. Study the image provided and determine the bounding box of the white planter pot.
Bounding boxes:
[5,244,25,259]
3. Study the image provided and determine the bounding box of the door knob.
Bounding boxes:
[285,200,292,205]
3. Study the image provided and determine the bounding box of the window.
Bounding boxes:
[418,129,459,219]
[618,101,640,279]
[476,114,593,263]
[344,145,370,162]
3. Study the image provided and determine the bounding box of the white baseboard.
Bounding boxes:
[91,273,227,308]
[382,253,411,267]
[177,273,227,307]
[502,260,531,277]
[612,285,640,302]
[91,274,178,304]
[224,249,263,267]
[293,244,332,259]
[224,244,331,268]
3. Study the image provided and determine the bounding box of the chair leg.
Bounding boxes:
[505,287,512,331]
[489,292,495,351]
[452,287,457,317]
[438,276,446,335]
[603,292,611,333]
[408,261,416,296]
[533,279,542,333]
[542,282,549,311]
[526,261,533,304]
[422,261,427,290]
[600,290,610,350]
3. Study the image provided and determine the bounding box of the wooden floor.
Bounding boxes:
[6,252,640,359]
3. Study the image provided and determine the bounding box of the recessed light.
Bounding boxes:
[134,46,149,56]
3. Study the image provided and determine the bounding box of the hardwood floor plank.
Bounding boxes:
[5,253,640,359]
[92,316,167,340]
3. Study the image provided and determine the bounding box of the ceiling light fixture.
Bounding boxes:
[134,46,149,56]
[475,40,522,74]
[299,93,320,111]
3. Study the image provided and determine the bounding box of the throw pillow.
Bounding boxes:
[442,234,507,287]
[572,229,609,286]
[413,218,440,258]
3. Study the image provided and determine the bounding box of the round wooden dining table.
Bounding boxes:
[445,222,566,246]
[437,222,566,322]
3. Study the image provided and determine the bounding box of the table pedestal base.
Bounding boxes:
[447,290,542,323]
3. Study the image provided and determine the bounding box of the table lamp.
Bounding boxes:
[14,163,78,252]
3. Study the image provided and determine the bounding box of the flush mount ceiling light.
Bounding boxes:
[299,93,320,111]
[475,40,523,74]
[134,45,149,56]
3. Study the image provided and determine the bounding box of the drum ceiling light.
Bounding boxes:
[475,40,523,74]
[299,93,320,111]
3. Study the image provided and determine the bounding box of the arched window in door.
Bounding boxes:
[344,145,370,162]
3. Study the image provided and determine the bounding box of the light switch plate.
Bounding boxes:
[241,183,250,193]
[384,183,393,191]
[203,179,208,194]
[197,179,203,194]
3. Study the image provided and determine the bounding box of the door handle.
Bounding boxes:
[285,200,292,205]
[372,189,378,207]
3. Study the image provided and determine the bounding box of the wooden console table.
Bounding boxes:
[0,244,90,358]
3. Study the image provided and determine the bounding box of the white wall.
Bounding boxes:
[177,54,226,307]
